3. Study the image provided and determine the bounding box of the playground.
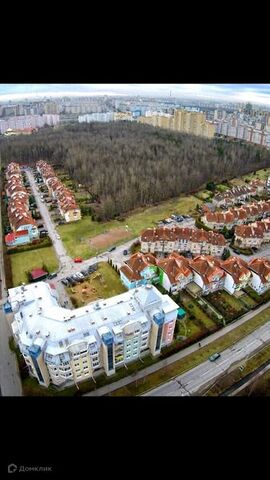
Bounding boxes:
[67,262,127,307]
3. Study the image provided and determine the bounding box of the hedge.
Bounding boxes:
[195,218,212,231]
[7,237,52,254]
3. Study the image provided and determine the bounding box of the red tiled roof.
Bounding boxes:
[248,257,270,283]
[221,256,250,283]
[30,268,48,280]
[190,255,225,285]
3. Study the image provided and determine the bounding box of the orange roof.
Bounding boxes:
[190,255,225,285]
[222,256,250,283]
[248,257,270,283]
[157,253,192,283]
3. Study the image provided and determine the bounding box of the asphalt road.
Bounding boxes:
[26,170,71,268]
[84,297,270,396]
[143,321,270,396]
[230,243,270,263]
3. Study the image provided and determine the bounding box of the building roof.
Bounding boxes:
[248,257,270,284]
[120,252,157,281]
[190,255,225,285]
[158,253,192,284]
[30,268,48,280]
[221,256,251,283]
[140,226,226,246]
[5,229,29,244]
[9,282,178,357]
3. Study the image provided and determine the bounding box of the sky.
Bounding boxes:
[1,84,270,105]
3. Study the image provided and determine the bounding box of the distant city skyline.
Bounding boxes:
[1,84,270,106]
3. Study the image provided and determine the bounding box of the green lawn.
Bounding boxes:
[58,194,201,258]
[179,292,216,330]
[216,183,230,192]
[178,314,202,337]
[11,247,59,286]
[218,291,247,311]
[230,167,270,186]
[239,293,257,309]
[194,190,211,201]
[109,305,270,396]
[67,262,127,307]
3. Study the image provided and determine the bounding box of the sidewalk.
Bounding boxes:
[84,298,270,396]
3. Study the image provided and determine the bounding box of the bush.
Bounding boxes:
[195,218,212,231]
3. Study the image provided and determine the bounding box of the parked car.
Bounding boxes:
[123,250,128,255]
[61,279,69,286]
[74,257,83,263]
[208,352,221,362]
[56,234,60,239]
[48,272,57,279]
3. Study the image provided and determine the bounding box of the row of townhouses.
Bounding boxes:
[234,218,270,248]
[36,161,81,222]
[140,227,227,257]
[9,282,178,387]
[201,200,270,229]
[5,163,39,247]
[212,184,257,208]
[120,252,270,296]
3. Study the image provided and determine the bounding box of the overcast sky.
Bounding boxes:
[1,84,270,105]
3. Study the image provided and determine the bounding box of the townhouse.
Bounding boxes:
[249,179,267,196]
[248,257,270,294]
[140,227,226,257]
[36,160,81,222]
[234,219,270,249]
[9,281,178,387]
[201,200,270,230]
[5,163,39,246]
[221,256,251,294]
[189,255,225,294]
[212,185,256,208]
[157,253,194,294]
[120,252,270,297]
[120,252,159,289]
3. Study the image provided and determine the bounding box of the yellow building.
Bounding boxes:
[138,109,215,139]
[114,112,133,121]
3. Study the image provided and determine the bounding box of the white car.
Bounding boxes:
[56,234,60,239]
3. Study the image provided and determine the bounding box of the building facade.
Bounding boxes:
[140,227,226,257]
[9,282,178,387]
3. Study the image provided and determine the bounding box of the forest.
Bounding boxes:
[1,122,270,221]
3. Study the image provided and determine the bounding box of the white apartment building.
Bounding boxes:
[78,113,115,123]
[9,282,178,388]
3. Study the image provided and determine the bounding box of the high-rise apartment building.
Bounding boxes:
[138,109,215,138]
[9,282,178,387]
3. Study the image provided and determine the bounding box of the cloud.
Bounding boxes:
[0,84,270,106]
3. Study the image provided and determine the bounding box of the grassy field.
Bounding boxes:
[194,190,212,201]
[216,183,230,192]
[11,247,59,286]
[217,291,248,312]
[67,262,127,307]
[109,305,270,396]
[58,194,201,258]
[239,293,257,309]
[230,167,270,186]
[179,292,216,330]
[177,314,202,337]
